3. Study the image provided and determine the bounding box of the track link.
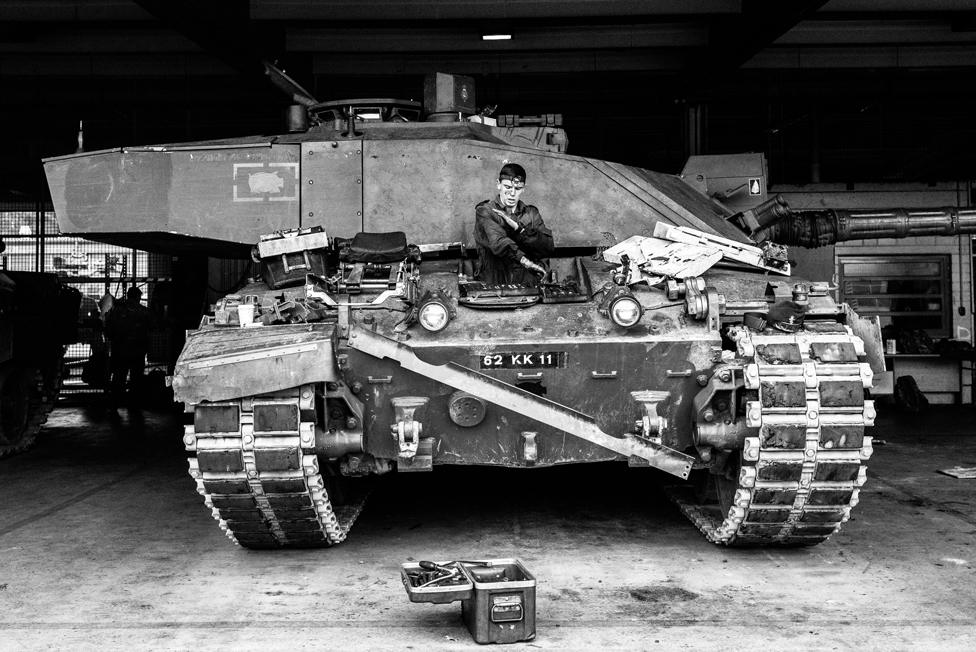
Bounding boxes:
[670,328,875,546]
[184,384,367,549]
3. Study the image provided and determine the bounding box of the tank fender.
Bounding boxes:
[844,304,891,395]
[173,323,339,404]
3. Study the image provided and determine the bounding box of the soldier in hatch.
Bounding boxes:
[474,163,554,286]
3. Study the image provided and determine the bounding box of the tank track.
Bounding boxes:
[669,328,875,546]
[0,348,67,459]
[184,384,367,549]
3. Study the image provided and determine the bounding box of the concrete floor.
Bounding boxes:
[1,403,975,651]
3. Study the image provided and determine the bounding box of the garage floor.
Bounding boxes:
[2,403,975,650]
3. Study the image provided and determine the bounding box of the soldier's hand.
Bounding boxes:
[519,256,546,276]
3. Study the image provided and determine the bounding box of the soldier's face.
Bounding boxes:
[497,179,525,208]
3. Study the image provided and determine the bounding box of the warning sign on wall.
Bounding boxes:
[748,178,762,196]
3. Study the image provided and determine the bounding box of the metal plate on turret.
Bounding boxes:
[302,141,364,237]
[43,143,301,243]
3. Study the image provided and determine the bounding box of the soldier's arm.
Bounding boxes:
[516,206,554,258]
[475,205,526,262]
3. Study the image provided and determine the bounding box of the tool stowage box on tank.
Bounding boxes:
[257,226,330,289]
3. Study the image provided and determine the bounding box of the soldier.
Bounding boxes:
[474,163,554,285]
[105,286,154,408]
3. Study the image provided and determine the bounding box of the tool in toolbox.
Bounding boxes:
[406,560,466,588]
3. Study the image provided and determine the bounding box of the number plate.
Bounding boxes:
[480,352,566,369]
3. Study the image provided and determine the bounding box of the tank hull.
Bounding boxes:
[176,297,714,469]
[174,258,879,548]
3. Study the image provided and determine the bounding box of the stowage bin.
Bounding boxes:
[460,559,536,644]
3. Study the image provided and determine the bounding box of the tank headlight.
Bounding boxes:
[413,289,456,333]
[418,301,449,332]
[609,295,643,328]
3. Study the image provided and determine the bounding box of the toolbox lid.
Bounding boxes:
[257,226,330,257]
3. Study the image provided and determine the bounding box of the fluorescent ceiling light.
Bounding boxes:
[482,34,511,41]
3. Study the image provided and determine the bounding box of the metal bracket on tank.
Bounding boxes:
[630,390,670,443]
[317,383,365,458]
[305,270,409,309]
[337,303,350,338]
[667,277,725,333]
[398,437,434,472]
[390,396,428,459]
[521,432,538,466]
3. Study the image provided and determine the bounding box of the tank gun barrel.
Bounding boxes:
[758,206,976,248]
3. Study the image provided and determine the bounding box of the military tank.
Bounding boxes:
[0,243,81,457]
[41,70,976,548]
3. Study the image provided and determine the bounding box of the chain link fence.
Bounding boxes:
[1,198,172,403]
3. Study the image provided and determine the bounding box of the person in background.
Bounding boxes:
[105,286,154,408]
[474,163,554,286]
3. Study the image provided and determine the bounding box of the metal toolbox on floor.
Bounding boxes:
[400,558,536,644]
[460,559,536,645]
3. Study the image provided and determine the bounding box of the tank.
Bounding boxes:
[0,244,81,457]
[40,70,976,548]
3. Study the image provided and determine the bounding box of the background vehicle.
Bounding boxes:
[0,247,81,457]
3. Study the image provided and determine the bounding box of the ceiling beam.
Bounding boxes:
[685,0,831,92]
[130,0,283,85]
[287,23,706,53]
[251,0,742,21]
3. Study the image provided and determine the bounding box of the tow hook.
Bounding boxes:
[390,396,428,458]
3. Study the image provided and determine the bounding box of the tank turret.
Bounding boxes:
[42,69,887,548]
